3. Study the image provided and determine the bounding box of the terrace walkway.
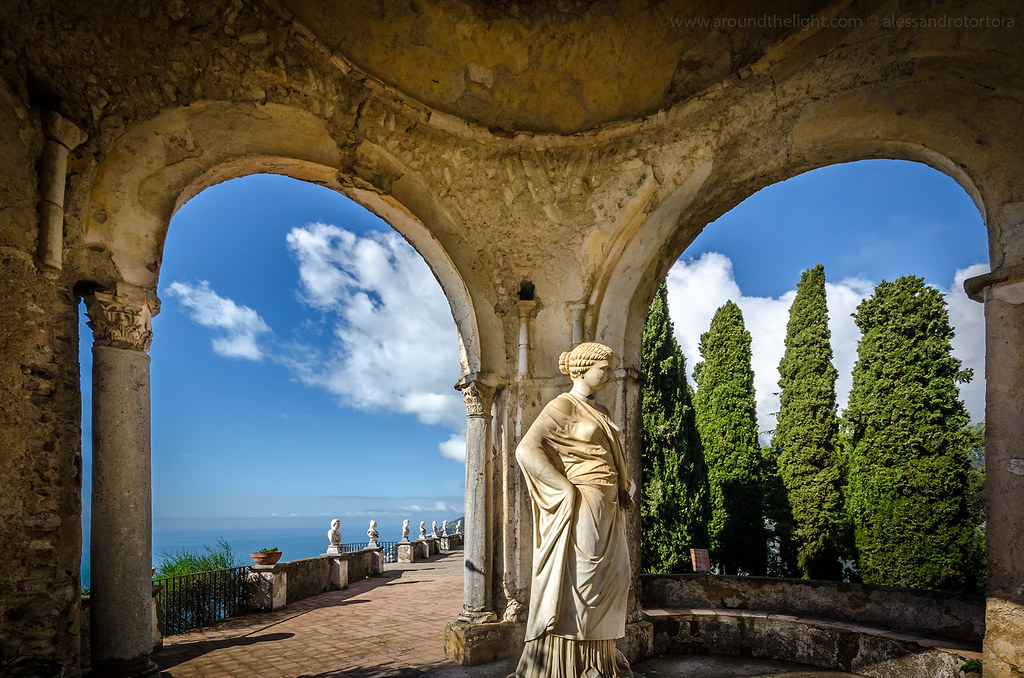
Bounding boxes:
[155,550,860,678]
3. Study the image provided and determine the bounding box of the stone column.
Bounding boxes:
[965,267,1024,678]
[516,300,537,376]
[612,364,654,660]
[36,110,85,272]
[457,376,497,623]
[568,302,587,347]
[84,290,161,678]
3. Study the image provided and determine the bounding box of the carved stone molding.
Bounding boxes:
[456,374,497,418]
[964,261,1024,303]
[460,381,486,417]
[84,292,154,352]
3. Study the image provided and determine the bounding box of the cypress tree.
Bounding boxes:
[844,275,981,593]
[640,283,709,573]
[693,301,766,575]
[760,443,800,578]
[772,265,845,580]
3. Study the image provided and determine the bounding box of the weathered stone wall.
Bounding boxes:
[282,558,331,605]
[0,75,83,673]
[279,550,381,605]
[648,610,976,678]
[643,574,985,644]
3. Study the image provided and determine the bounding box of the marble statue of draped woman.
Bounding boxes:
[511,342,633,678]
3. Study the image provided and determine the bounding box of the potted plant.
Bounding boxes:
[250,547,282,565]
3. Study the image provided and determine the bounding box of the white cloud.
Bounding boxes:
[398,500,457,514]
[165,224,467,465]
[285,222,467,456]
[166,280,270,360]
[665,253,986,442]
[945,263,988,422]
[438,434,467,463]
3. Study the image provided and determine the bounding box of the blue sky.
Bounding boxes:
[79,159,988,536]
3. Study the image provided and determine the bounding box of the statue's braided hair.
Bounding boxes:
[558,342,614,379]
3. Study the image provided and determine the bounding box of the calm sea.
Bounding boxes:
[80,519,447,588]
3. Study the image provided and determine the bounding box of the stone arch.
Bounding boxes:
[74,100,496,376]
[74,100,504,675]
[593,102,993,366]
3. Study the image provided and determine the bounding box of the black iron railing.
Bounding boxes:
[339,541,398,563]
[155,565,249,636]
[339,541,369,552]
[379,541,397,563]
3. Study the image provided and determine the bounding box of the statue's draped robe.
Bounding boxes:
[513,392,632,677]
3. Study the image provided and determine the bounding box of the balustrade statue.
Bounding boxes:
[326,519,342,556]
[367,520,379,547]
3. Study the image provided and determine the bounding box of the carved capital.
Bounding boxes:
[84,292,154,352]
[460,381,487,417]
[41,110,87,150]
[613,366,643,385]
[456,375,496,418]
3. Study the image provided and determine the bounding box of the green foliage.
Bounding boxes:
[844,276,982,593]
[156,538,242,578]
[964,422,986,529]
[961,658,983,675]
[258,546,280,553]
[771,265,846,580]
[760,444,800,578]
[964,422,986,590]
[693,301,766,575]
[640,282,710,573]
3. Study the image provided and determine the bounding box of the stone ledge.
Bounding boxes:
[642,573,984,644]
[646,608,982,678]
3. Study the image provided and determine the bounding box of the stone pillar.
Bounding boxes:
[612,364,654,661]
[965,267,1024,678]
[36,111,85,272]
[517,300,537,376]
[84,290,161,678]
[246,565,288,611]
[457,376,497,623]
[568,302,587,347]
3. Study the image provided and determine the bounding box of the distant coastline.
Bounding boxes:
[81,516,462,588]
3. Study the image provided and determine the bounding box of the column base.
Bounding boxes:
[458,608,498,624]
[983,597,1024,678]
[443,618,653,667]
[445,618,522,665]
[88,656,161,678]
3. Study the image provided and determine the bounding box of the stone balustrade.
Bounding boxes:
[247,546,384,611]
[392,517,464,563]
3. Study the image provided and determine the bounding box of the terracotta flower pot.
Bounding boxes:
[251,551,282,565]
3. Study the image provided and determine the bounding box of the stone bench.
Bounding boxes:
[645,607,981,678]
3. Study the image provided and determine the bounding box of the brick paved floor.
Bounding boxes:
[156,550,465,678]
[152,550,881,678]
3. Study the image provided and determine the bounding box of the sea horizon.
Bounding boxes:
[80,515,463,588]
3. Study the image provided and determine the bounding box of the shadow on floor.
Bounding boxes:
[297,657,450,678]
[156,632,295,669]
